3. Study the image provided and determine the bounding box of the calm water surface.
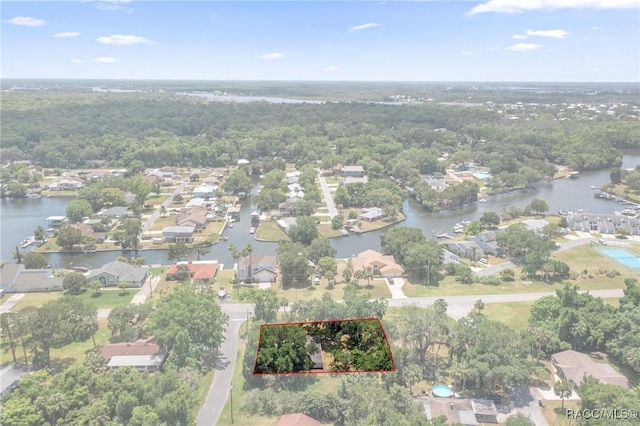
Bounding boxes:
[2,155,638,268]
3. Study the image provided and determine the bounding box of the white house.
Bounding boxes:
[237,254,277,283]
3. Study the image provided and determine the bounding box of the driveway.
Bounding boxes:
[317,173,338,219]
[130,275,161,305]
[385,277,407,298]
[507,385,549,426]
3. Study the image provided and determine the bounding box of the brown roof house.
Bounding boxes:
[237,254,277,283]
[166,259,218,281]
[350,249,404,278]
[102,338,167,372]
[552,350,630,389]
[75,223,106,243]
[177,207,209,231]
[277,413,321,426]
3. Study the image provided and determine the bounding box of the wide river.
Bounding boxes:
[2,154,639,269]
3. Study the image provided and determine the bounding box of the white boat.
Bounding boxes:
[249,227,256,234]
[478,199,486,203]
[27,193,42,199]
[590,186,600,190]
[21,236,36,248]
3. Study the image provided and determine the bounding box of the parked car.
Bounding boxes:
[314,276,320,285]
[388,278,395,285]
[218,288,226,301]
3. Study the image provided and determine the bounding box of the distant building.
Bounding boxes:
[359,207,385,222]
[177,207,209,231]
[277,217,297,234]
[166,259,218,281]
[46,216,67,228]
[277,413,321,426]
[421,176,447,192]
[466,230,504,257]
[87,261,150,288]
[97,206,134,219]
[47,179,84,191]
[75,223,106,243]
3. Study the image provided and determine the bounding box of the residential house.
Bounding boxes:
[421,176,447,192]
[0,264,63,293]
[87,261,150,288]
[227,207,241,219]
[162,226,195,243]
[350,249,404,278]
[75,223,106,243]
[177,207,209,231]
[288,183,301,192]
[193,183,216,199]
[359,207,385,222]
[466,230,504,257]
[286,171,301,179]
[211,168,227,179]
[103,338,168,372]
[237,254,277,283]
[97,206,134,219]
[202,176,220,186]
[344,175,368,184]
[143,174,165,184]
[185,197,207,208]
[551,350,630,389]
[166,259,218,281]
[342,165,365,178]
[277,413,321,426]
[523,219,549,233]
[286,176,300,185]
[444,241,484,261]
[287,189,305,199]
[277,217,297,234]
[48,179,84,191]
[279,200,301,216]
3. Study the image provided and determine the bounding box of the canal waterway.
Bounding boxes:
[2,155,639,269]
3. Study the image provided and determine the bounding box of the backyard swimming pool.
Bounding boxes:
[432,384,454,398]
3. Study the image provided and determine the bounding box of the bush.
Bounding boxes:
[500,268,516,282]
[479,276,501,286]
[166,274,177,281]
[444,263,457,275]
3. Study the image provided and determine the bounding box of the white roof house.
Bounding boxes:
[107,354,167,372]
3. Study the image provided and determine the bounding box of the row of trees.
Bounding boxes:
[381,226,444,285]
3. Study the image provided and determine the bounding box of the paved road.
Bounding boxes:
[196,304,252,426]
[142,181,186,235]
[130,275,161,305]
[317,173,338,219]
[509,386,549,426]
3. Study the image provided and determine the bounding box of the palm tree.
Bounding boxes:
[245,243,254,279]
[403,364,422,395]
[353,269,364,287]
[90,280,101,296]
[364,269,374,286]
[342,268,352,284]
[553,379,573,410]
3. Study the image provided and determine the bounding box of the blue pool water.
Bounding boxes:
[432,384,454,398]
[599,248,640,269]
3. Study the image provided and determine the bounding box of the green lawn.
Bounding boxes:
[252,279,391,304]
[74,288,138,309]
[256,221,290,241]
[11,292,61,311]
[317,223,344,238]
[481,301,536,331]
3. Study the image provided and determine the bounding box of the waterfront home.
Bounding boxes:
[237,254,277,283]
[421,176,447,192]
[96,206,134,219]
[103,338,167,372]
[75,223,106,243]
[185,197,206,208]
[359,207,385,222]
[278,198,301,216]
[552,350,630,389]
[444,241,485,261]
[226,206,241,219]
[46,215,67,228]
[47,179,84,191]
[466,230,504,257]
[192,183,216,199]
[177,207,209,231]
[350,249,404,278]
[0,264,64,293]
[277,217,297,234]
[87,261,150,288]
[166,259,218,281]
[162,226,195,243]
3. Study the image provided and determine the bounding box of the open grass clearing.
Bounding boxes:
[317,223,344,238]
[481,301,536,331]
[73,287,138,309]
[150,215,176,231]
[540,399,580,426]
[262,279,391,304]
[256,221,290,241]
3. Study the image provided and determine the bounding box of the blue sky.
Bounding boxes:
[2,1,639,81]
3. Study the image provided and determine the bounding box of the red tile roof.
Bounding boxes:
[102,338,162,359]
[277,413,321,426]
[166,262,218,280]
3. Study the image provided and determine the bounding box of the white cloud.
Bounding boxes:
[93,57,118,63]
[71,59,85,64]
[506,43,542,51]
[96,34,156,45]
[469,0,639,15]
[4,16,45,27]
[53,32,80,38]
[526,29,569,38]
[323,66,340,72]
[348,23,382,32]
[259,52,284,60]
[461,51,473,56]
[513,34,528,39]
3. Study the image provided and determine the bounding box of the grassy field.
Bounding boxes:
[150,215,176,231]
[256,221,289,241]
[256,279,391,304]
[144,193,170,206]
[196,221,225,244]
[317,223,344,238]
[540,400,581,426]
[481,301,536,331]
[49,321,111,368]
[10,287,137,312]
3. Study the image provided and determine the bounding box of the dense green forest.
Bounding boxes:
[2,90,639,181]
